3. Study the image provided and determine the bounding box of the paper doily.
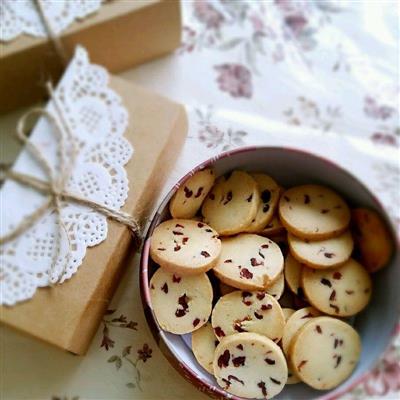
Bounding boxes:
[0,46,133,305]
[0,0,102,42]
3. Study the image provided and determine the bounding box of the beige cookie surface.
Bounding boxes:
[266,273,285,300]
[192,322,219,374]
[170,168,215,219]
[202,171,259,235]
[288,230,354,269]
[302,258,372,317]
[259,215,286,237]
[284,253,304,297]
[212,291,285,342]
[282,306,321,356]
[150,268,213,334]
[213,234,284,290]
[282,308,296,322]
[150,219,221,275]
[245,173,280,232]
[279,185,351,240]
[352,208,393,273]
[289,316,361,390]
[213,332,288,399]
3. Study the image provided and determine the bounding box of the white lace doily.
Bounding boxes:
[0,0,102,42]
[0,46,133,305]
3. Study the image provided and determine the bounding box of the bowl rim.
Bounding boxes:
[139,145,399,400]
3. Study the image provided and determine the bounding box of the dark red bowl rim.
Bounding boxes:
[140,145,399,400]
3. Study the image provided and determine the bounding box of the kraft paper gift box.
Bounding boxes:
[0,0,181,113]
[0,46,187,355]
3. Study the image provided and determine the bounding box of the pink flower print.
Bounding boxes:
[371,132,398,147]
[198,125,225,148]
[284,14,308,37]
[250,13,265,33]
[194,0,225,30]
[214,63,253,98]
[364,96,396,120]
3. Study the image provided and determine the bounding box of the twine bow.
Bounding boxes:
[0,82,140,284]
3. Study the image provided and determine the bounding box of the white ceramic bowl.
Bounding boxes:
[140,147,399,400]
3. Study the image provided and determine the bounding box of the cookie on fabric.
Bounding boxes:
[211,291,285,342]
[202,171,260,235]
[150,268,213,334]
[288,230,353,269]
[170,168,215,219]
[352,208,393,273]
[279,185,351,240]
[301,258,372,317]
[192,322,219,374]
[213,234,284,290]
[289,316,361,390]
[150,219,221,275]
[213,332,288,399]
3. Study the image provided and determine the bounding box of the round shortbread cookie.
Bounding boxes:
[266,273,285,300]
[287,368,301,384]
[301,258,372,317]
[213,234,284,290]
[282,306,321,356]
[211,291,285,342]
[150,268,213,334]
[288,230,354,269]
[289,316,361,390]
[192,322,219,374]
[284,253,304,298]
[245,173,280,233]
[202,171,260,235]
[150,219,221,275]
[352,208,393,273]
[259,215,286,237]
[170,168,215,219]
[213,332,288,399]
[282,308,296,322]
[279,185,351,240]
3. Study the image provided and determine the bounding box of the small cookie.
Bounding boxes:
[282,306,321,356]
[288,231,354,269]
[213,332,287,399]
[170,168,215,219]
[202,171,260,235]
[266,273,285,300]
[282,308,296,322]
[284,253,304,298]
[301,258,372,317]
[213,234,284,290]
[352,208,393,273]
[192,322,219,374]
[212,291,285,342]
[150,268,213,334]
[259,215,286,237]
[289,316,361,390]
[245,173,280,232]
[150,219,221,275]
[279,185,351,240]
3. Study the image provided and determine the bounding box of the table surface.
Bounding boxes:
[1,1,399,399]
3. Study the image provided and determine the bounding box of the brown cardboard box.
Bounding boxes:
[0,76,188,355]
[0,0,181,114]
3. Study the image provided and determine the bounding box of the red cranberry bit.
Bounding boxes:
[261,304,272,311]
[261,244,269,248]
[333,272,342,280]
[172,274,181,283]
[150,284,155,289]
[222,378,231,389]
[157,248,166,251]
[316,325,322,334]
[257,381,267,397]
[201,251,210,257]
[321,209,330,214]
[172,230,184,235]
[174,244,181,252]
[182,237,189,245]
[301,312,313,319]
[236,344,243,350]
[324,252,335,258]
[321,278,332,287]
[261,190,271,203]
[197,222,205,228]
[214,340,219,347]
[346,290,354,295]
[175,293,189,317]
[270,378,281,385]
[161,283,168,293]
[175,223,184,228]
[175,309,186,317]
[265,358,275,365]
[256,292,266,300]
[258,250,265,259]
[205,228,213,233]
[333,338,344,349]
[218,350,230,368]
[246,194,253,202]
[223,191,233,205]
[194,187,204,198]
[254,312,263,320]
[284,196,290,202]
[304,194,310,204]
[224,259,233,263]
[297,360,308,371]
[329,290,337,301]
[232,356,246,367]
[209,193,215,200]
[240,268,253,279]
[193,318,200,327]
[263,204,270,212]
[214,326,225,337]
[334,355,342,368]
[329,303,340,313]
[234,322,247,333]
[228,375,244,385]
[184,187,193,198]
[251,258,263,266]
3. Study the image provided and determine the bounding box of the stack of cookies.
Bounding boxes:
[149,168,393,399]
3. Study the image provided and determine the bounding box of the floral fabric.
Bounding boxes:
[1,1,399,399]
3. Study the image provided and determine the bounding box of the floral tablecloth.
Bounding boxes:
[1,1,399,399]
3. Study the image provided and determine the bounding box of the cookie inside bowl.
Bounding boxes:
[140,147,399,400]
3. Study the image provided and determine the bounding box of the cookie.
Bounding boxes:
[213,332,287,399]
[170,168,215,219]
[281,307,321,356]
[213,234,284,290]
[150,219,221,275]
[202,171,260,235]
[288,230,354,269]
[259,215,286,237]
[245,173,280,233]
[150,268,213,334]
[266,273,285,300]
[352,208,393,273]
[279,185,351,240]
[289,316,361,390]
[282,308,296,322]
[284,253,304,298]
[301,258,372,317]
[211,291,285,342]
[287,369,301,385]
[192,322,219,374]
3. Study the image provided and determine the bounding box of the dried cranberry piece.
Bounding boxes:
[193,318,200,327]
[172,230,184,235]
[223,191,233,205]
[217,350,230,368]
[316,325,322,334]
[329,303,340,313]
[184,187,193,198]
[175,223,184,228]
[270,377,281,385]
[172,274,181,283]
[197,222,205,228]
[265,358,275,365]
[304,194,310,204]
[232,356,246,367]
[263,204,270,213]
[182,237,189,245]
[201,251,210,257]
[257,381,267,396]
[250,258,263,266]
[161,283,168,293]
[333,272,342,280]
[214,327,225,338]
[194,187,204,198]
[228,375,244,385]
[174,244,181,252]
[284,196,290,202]
[329,290,337,301]
[236,344,243,350]
[254,312,263,320]
[334,355,342,368]
[324,252,335,258]
[261,244,269,248]
[346,290,354,295]
[246,194,253,202]
[256,292,265,300]
[224,259,233,263]
[261,189,271,203]
[234,323,247,333]
[209,193,215,200]
[240,268,253,279]
[321,278,332,287]
[261,304,272,311]
[157,248,166,251]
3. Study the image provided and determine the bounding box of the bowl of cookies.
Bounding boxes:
[140,146,398,400]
